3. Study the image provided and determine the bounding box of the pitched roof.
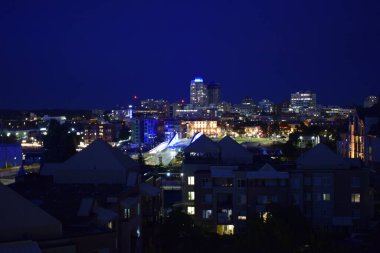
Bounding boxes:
[41,140,139,184]
[210,166,237,178]
[0,183,62,242]
[63,139,138,171]
[296,143,349,169]
[219,136,250,154]
[218,136,253,163]
[247,163,289,179]
[183,135,220,154]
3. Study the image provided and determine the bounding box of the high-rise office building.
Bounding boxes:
[363,96,379,108]
[258,99,274,114]
[190,77,208,107]
[207,83,221,106]
[130,118,158,146]
[290,91,316,114]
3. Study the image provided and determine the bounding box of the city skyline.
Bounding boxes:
[1,0,379,109]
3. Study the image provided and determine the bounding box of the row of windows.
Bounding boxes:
[303,193,360,203]
[190,206,361,220]
[190,191,361,204]
[188,176,287,187]
[297,176,361,187]
[189,176,362,188]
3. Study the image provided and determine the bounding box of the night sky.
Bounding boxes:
[1,0,379,109]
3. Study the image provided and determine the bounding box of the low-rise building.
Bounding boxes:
[182,136,373,234]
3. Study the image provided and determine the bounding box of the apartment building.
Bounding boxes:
[182,136,373,235]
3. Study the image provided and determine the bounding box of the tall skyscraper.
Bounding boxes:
[207,83,221,106]
[290,91,316,114]
[190,77,208,107]
[363,95,379,108]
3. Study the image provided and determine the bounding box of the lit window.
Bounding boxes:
[188,191,195,201]
[217,225,234,235]
[124,208,131,219]
[261,212,271,223]
[202,209,212,219]
[107,221,113,230]
[187,206,195,215]
[351,193,360,203]
[188,176,195,185]
[238,216,247,220]
[322,193,331,201]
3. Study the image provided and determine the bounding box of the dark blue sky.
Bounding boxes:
[0,0,379,109]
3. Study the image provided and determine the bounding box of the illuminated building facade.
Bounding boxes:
[258,99,274,114]
[140,99,169,116]
[84,123,115,145]
[130,118,158,146]
[186,120,222,138]
[182,137,373,234]
[236,97,258,117]
[322,106,355,119]
[190,77,208,107]
[347,104,380,165]
[290,91,316,114]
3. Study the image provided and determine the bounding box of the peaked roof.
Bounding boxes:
[258,163,277,172]
[247,163,289,179]
[183,135,220,154]
[41,139,139,184]
[297,143,349,169]
[0,183,62,242]
[218,135,252,155]
[63,139,138,171]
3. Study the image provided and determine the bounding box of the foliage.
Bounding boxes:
[118,124,130,141]
[43,120,78,163]
[234,204,311,253]
[155,209,205,253]
[0,133,17,143]
[147,205,348,253]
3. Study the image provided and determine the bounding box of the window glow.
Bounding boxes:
[187,206,195,215]
[202,209,212,219]
[351,193,360,203]
[217,225,234,235]
[322,193,331,201]
[124,208,131,219]
[188,176,195,185]
[188,191,195,201]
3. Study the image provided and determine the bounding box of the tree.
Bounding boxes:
[0,133,17,143]
[118,124,130,141]
[43,120,77,163]
[156,209,205,253]
[235,204,311,253]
